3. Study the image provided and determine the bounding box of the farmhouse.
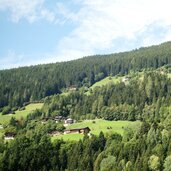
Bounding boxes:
[68,85,77,91]
[160,71,165,75]
[4,132,16,140]
[122,76,131,83]
[64,118,74,124]
[64,127,91,134]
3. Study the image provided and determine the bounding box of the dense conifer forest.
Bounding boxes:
[1,41,171,109]
[1,42,171,170]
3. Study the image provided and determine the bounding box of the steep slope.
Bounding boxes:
[1,41,171,108]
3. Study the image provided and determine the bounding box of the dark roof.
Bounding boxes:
[65,127,91,131]
[4,132,16,137]
[55,116,63,119]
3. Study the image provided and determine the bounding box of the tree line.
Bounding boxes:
[0,120,171,171]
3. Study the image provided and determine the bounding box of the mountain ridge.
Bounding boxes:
[1,41,171,71]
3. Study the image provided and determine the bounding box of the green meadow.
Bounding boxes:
[52,119,141,141]
[85,76,123,95]
[0,103,43,125]
[88,71,149,92]
[51,133,84,141]
[90,76,122,89]
[0,129,3,138]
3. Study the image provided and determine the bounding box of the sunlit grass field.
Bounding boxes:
[0,129,3,138]
[51,133,84,142]
[85,76,123,95]
[90,76,122,89]
[52,119,141,141]
[0,103,43,125]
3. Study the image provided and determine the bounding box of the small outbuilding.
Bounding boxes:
[68,85,77,91]
[64,118,74,124]
[122,76,131,83]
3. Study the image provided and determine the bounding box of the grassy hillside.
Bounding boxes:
[0,103,43,125]
[85,76,123,95]
[86,72,145,95]
[88,68,170,93]
[90,76,122,89]
[0,130,3,138]
[52,119,141,141]
[51,133,84,141]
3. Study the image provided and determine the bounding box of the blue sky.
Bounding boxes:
[1,0,171,69]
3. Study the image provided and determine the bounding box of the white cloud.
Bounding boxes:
[40,9,55,23]
[0,0,44,23]
[0,50,58,69]
[53,0,171,60]
[0,0,57,23]
[1,0,171,68]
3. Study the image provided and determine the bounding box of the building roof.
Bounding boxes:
[66,118,73,121]
[55,115,63,119]
[65,127,91,131]
[4,132,16,137]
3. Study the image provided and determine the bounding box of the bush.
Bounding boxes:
[2,106,11,115]
[56,124,65,132]
[11,111,15,114]
[19,107,25,111]
[12,106,18,111]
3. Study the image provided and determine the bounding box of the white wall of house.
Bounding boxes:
[4,137,14,140]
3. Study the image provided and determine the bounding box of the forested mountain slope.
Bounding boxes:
[42,70,171,121]
[1,69,171,171]
[1,42,171,171]
[1,41,171,108]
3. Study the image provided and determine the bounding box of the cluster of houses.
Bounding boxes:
[41,116,91,135]
[41,116,75,125]
[2,77,134,141]
[2,116,91,140]
[1,78,131,141]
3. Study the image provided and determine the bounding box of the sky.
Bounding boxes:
[1,0,171,69]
